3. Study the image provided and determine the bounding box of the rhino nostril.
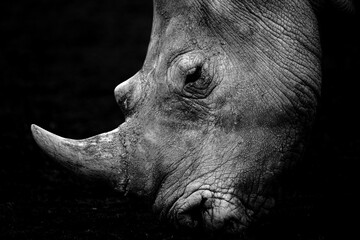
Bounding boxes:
[177,197,209,229]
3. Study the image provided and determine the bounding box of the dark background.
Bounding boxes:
[0,1,359,239]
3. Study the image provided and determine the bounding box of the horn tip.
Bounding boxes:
[31,124,41,140]
[31,124,48,142]
[30,124,60,153]
[31,124,47,155]
[31,124,40,134]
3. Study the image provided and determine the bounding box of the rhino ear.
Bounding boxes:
[31,124,129,191]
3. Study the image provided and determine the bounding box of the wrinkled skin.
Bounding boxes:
[32,0,323,235]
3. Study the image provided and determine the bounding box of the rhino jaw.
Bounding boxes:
[31,124,129,192]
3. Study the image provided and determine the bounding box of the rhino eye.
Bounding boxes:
[183,65,212,98]
[185,66,202,85]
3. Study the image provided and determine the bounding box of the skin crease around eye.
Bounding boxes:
[169,52,216,99]
[182,67,214,99]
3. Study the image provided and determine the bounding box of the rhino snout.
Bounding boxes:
[171,189,250,233]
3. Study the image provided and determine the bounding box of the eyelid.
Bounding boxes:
[186,65,201,76]
[169,50,204,67]
[180,59,204,77]
[167,49,194,68]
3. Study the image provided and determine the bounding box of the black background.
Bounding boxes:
[1,1,359,239]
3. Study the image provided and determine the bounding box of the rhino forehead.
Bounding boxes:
[156,0,318,53]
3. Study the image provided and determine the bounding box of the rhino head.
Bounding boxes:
[32,0,321,234]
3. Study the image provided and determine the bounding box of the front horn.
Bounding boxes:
[31,124,129,191]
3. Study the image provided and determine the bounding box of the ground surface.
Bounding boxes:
[1,1,359,239]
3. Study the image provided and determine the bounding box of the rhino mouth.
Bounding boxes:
[167,189,252,233]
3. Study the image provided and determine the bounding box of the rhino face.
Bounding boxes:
[32,0,321,234]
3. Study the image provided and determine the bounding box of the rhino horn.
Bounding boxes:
[31,124,129,191]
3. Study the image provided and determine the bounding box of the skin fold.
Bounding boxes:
[32,0,323,235]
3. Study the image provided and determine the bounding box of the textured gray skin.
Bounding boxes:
[32,0,324,234]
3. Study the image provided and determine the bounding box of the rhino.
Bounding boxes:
[31,0,352,235]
